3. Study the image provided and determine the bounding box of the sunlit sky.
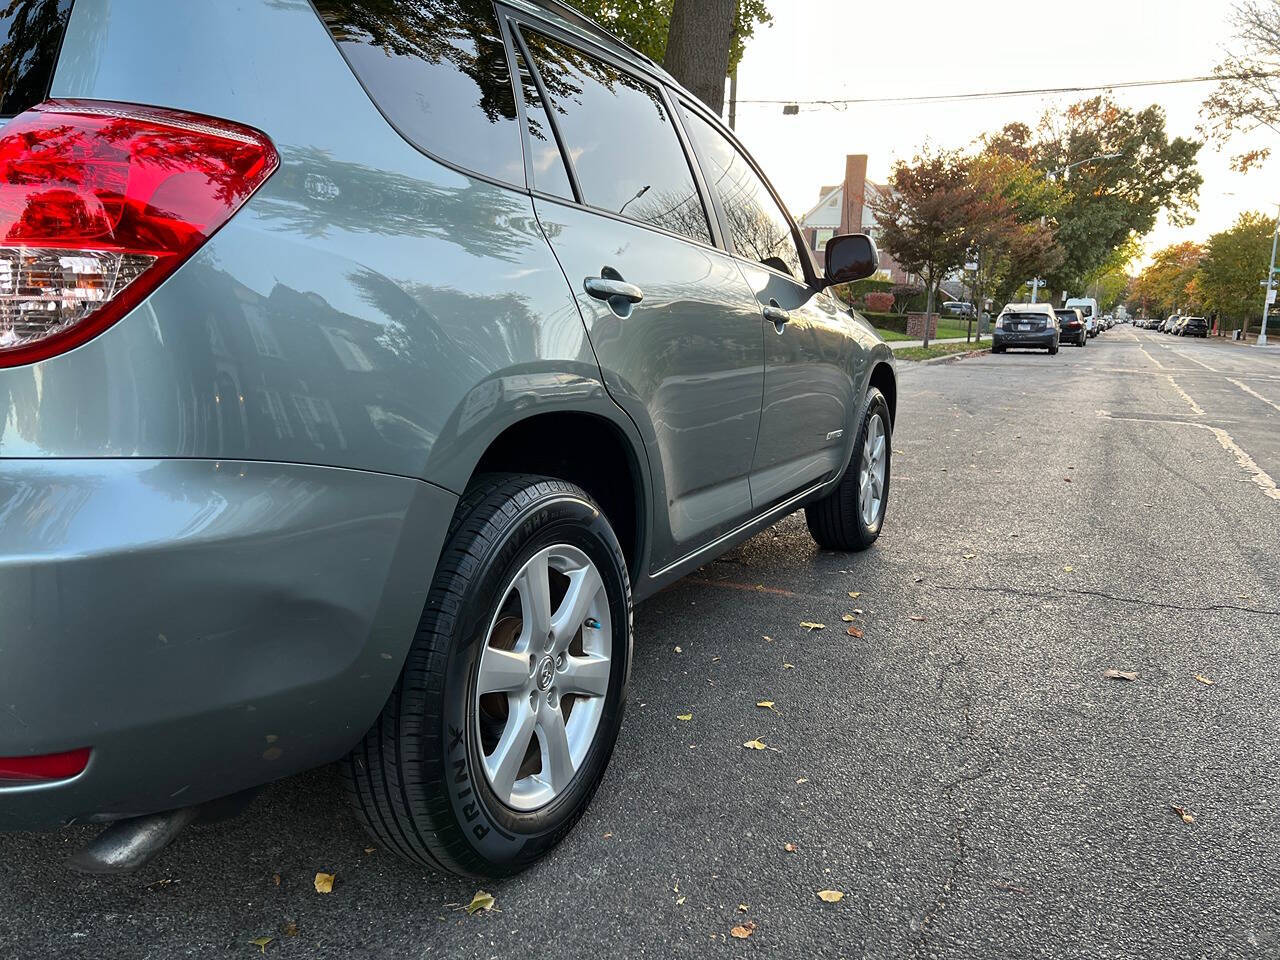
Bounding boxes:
[730,0,1261,265]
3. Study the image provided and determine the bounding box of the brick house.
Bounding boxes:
[797,154,914,285]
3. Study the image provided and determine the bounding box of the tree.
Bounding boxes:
[871,148,1011,347]
[1195,211,1276,333]
[566,0,773,108]
[1202,0,1280,171]
[1132,242,1204,315]
[1034,97,1202,293]
[664,0,735,112]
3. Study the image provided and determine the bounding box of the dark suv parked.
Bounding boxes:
[1055,308,1088,347]
[0,0,896,878]
[1179,316,1209,337]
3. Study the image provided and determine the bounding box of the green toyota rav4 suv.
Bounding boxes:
[0,0,896,877]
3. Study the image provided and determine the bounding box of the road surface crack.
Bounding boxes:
[932,583,1280,617]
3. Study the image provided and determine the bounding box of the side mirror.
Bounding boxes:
[822,233,879,287]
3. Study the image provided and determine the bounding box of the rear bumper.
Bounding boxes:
[993,331,1056,348]
[0,458,455,831]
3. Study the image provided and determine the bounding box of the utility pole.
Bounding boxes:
[1261,203,1278,346]
[1029,277,1042,303]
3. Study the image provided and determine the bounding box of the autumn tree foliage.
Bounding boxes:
[1202,0,1280,172]
[1193,212,1276,332]
[1131,242,1205,316]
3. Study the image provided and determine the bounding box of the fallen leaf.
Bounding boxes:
[282,922,299,938]
[743,738,767,750]
[913,574,924,584]
[850,608,864,615]
[762,635,774,643]
[1171,804,1195,825]
[602,832,613,839]
[800,621,825,631]
[363,847,376,854]
[271,873,281,887]
[1103,668,1138,682]
[1063,565,1074,573]
[730,921,756,939]
[465,890,496,915]
[848,591,862,599]
[712,656,721,662]
[817,890,845,903]
[784,843,798,852]
[1063,477,1072,483]
[846,625,864,638]
[737,904,749,912]
[909,615,926,622]
[795,777,809,784]
[676,713,693,721]
[676,895,686,905]
[674,645,683,653]
[249,937,273,954]
[962,553,976,559]
[313,872,335,895]
[1194,674,1215,686]
[783,663,795,670]
[842,614,855,622]
[756,700,776,710]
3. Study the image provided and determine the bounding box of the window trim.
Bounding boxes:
[675,96,821,289]
[504,16,582,205]
[502,8,721,252]
[308,0,532,194]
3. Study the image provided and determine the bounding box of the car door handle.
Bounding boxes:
[585,276,644,305]
[763,301,790,327]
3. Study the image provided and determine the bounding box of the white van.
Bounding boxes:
[1065,297,1100,338]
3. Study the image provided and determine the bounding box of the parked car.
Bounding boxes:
[1162,315,1181,333]
[993,303,1060,354]
[942,301,975,317]
[1180,316,1209,337]
[0,0,898,877]
[1065,297,1100,337]
[1055,308,1088,347]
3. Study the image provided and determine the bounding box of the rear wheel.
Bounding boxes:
[344,474,632,877]
[805,388,891,551]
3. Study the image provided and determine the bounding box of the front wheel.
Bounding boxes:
[805,388,891,551]
[344,474,632,877]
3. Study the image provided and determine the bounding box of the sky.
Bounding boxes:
[729,0,1260,264]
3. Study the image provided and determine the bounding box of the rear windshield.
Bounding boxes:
[1054,311,1076,320]
[1070,304,1093,316]
[1004,312,1049,322]
[0,0,73,118]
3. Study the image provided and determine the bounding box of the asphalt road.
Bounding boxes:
[4,329,1280,960]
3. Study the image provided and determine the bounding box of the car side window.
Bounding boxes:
[314,0,525,186]
[521,29,712,246]
[680,107,806,280]
[512,45,574,201]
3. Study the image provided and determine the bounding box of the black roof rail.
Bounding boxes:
[525,0,664,71]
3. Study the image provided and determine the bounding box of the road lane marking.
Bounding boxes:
[1166,375,1205,416]
[1138,345,1166,369]
[1097,411,1280,502]
[1170,349,1218,372]
[1228,377,1280,416]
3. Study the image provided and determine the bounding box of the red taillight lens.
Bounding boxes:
[0,99,278,367]
[0,747,91,782]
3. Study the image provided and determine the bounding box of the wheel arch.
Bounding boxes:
[867,359,898,427]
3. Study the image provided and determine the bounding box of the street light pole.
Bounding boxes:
[1261,204,1278,347]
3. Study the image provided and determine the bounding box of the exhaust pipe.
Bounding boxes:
[66,806,202,875]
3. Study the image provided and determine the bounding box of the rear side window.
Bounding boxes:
[314,0,524,185]
[513,46,573,200]
[0,0,72,117]
[522,29,711,245]
[680,107,805,279]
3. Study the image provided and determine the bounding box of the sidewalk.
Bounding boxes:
[887,336,985,351]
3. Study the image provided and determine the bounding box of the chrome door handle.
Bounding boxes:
[585,276,644,304]
[763,301,790,326]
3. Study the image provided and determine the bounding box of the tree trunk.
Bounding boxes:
[664,0,735,114]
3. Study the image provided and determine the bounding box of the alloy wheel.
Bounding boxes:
[859,413,887,528]
[475,545,612,811]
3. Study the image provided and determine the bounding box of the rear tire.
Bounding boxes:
[805,388,891,551]
[344,473,632,877]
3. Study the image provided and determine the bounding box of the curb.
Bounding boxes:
[915,348,991,366]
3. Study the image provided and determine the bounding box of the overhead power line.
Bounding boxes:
[739,72,1280,109]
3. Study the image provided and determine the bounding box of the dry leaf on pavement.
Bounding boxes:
[962,553,976,559]
[846,625,864,638]
[730,921,757,939]
[1171,804,1195,825]
[1103,669,1138,682]
[1194,674,1215,686]
[465,890,496,915]
[842,614,855,622]
[737,904,749,912]
[676,713,692,721]
[756,701,776,710]
[1063,565,1074,572]
[783,663,795,670]
[282,922,299,938]
[909,615,926,622]
[249,937,273,954]
[848,591,861,599]
[313,873,335,894]
[800,621,825,631]
[817,890,845,903]
[784,842,798,852]
[743,739,767,750]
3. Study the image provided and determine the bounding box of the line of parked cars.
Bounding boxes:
[991,295,1117,354]
[1139,314,1208,337]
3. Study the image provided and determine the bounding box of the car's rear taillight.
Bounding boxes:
[0,747,91,782]
[0,100,278,367]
